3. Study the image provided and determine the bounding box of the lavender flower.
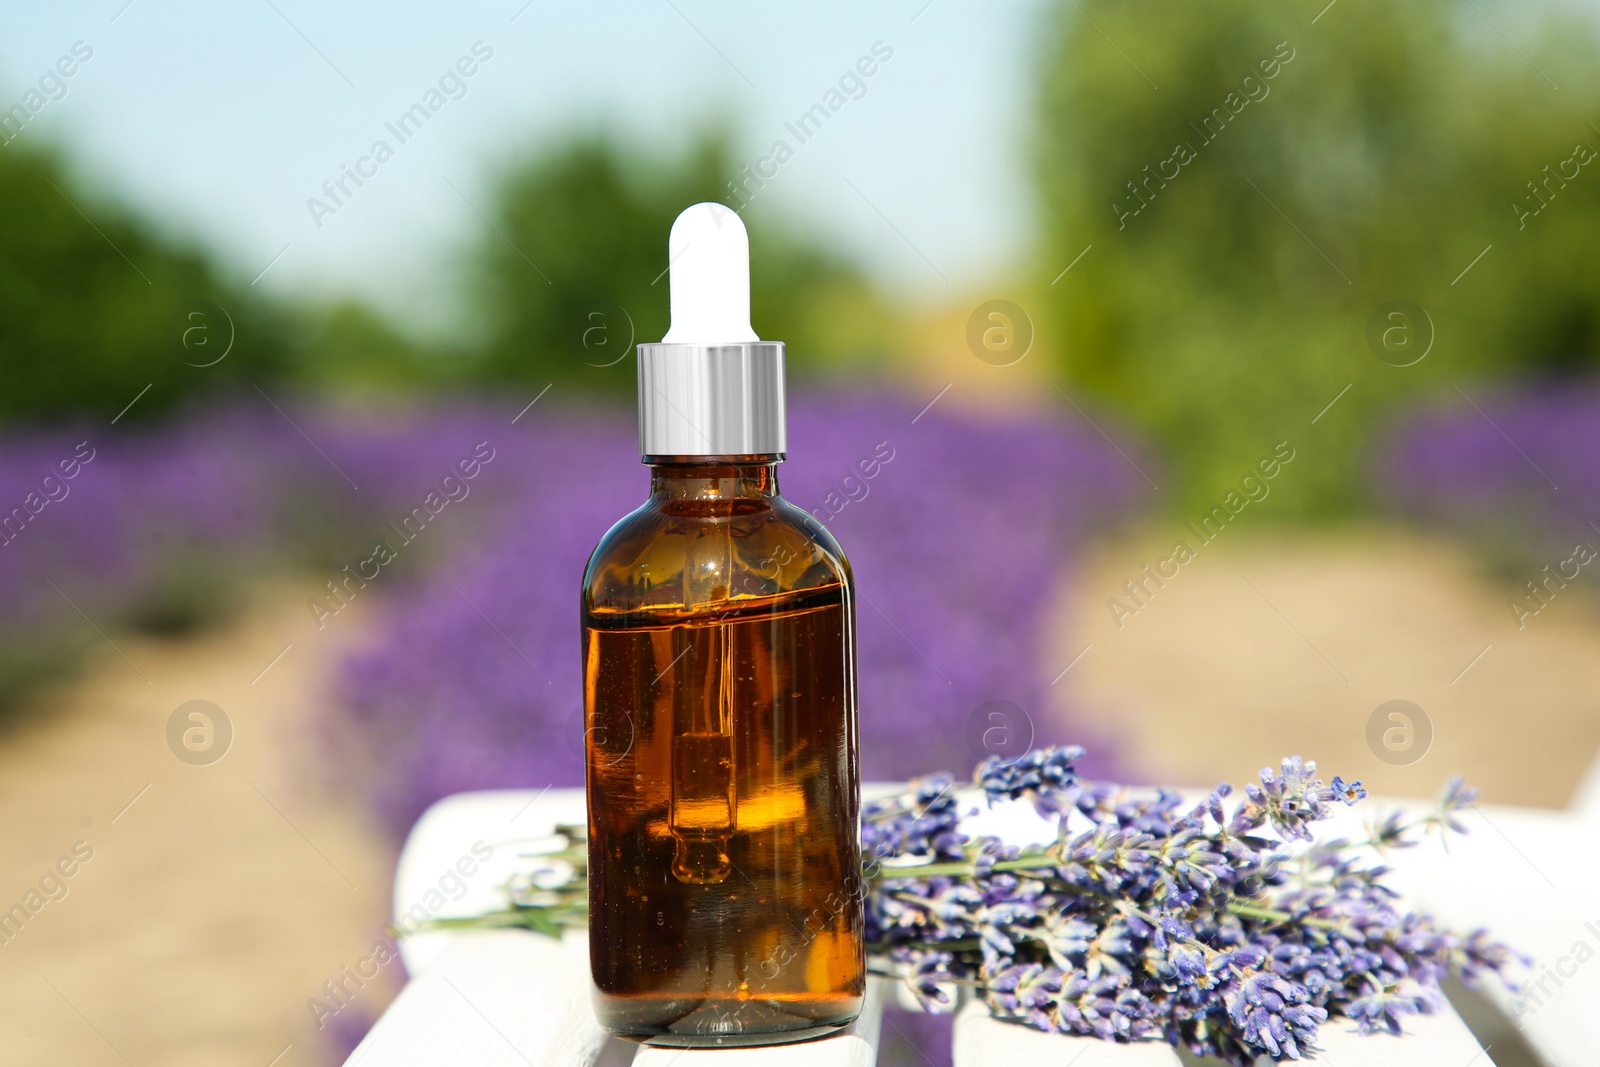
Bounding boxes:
[1346,985,1422,1036]
[978,745,1086,814]
[1239,757,1336,842]
[1331,776,1366,805]
[1435,777,1478,835]
[863,774,967,862]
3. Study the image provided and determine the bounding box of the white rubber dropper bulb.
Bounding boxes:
[661,203,760,344]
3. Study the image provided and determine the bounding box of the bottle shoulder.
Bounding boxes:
[583,494,852,617]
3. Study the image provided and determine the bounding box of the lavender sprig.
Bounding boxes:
[445,747,1523,1064]
[864,748,1524,1064]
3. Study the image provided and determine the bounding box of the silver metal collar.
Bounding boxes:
[636,341,786,457]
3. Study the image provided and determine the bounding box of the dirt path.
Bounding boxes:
[0,589,394,1067]
[1052,524,1600,808]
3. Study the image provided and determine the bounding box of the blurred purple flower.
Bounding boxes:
[0,396,542,698]
[1379,384,1600,553]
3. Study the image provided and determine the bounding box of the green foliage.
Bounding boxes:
[467,132,899,395]
[1034,0,1600,514]
[0,142,290,424]
[290,300,448,395]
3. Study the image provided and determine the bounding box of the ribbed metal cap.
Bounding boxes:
[637,341,786,457]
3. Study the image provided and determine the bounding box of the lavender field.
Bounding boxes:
[332,393,1147,836]
[1380,386,1600,559]
[0,392,1147,817]
[22,382,1599,834]
[0,402,531,711]
[12,383,1597,833]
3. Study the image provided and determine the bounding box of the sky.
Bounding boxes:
[0,0,1052,335]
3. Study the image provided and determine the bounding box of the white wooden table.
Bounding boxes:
[345,763,1600,1067]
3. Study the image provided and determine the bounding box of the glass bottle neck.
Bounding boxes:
[647,457,781,502]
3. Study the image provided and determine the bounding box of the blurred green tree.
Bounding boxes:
[1035,0,1600,513]
[290,299,450,395]
[467,132,900,395]
[0,143,290,424]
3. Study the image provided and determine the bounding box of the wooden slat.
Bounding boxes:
[1310,1003,1492,1066]
[346,930,608,1067]
[953,993,1492,1066]
[393,789,588,977]
[631,979,886,1067]
[953,1000,1183,1066]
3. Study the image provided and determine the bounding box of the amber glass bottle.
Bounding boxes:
[582,455,863,1044]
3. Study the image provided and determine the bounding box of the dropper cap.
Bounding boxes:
[662,203,759,344]
[637,203,786,458]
